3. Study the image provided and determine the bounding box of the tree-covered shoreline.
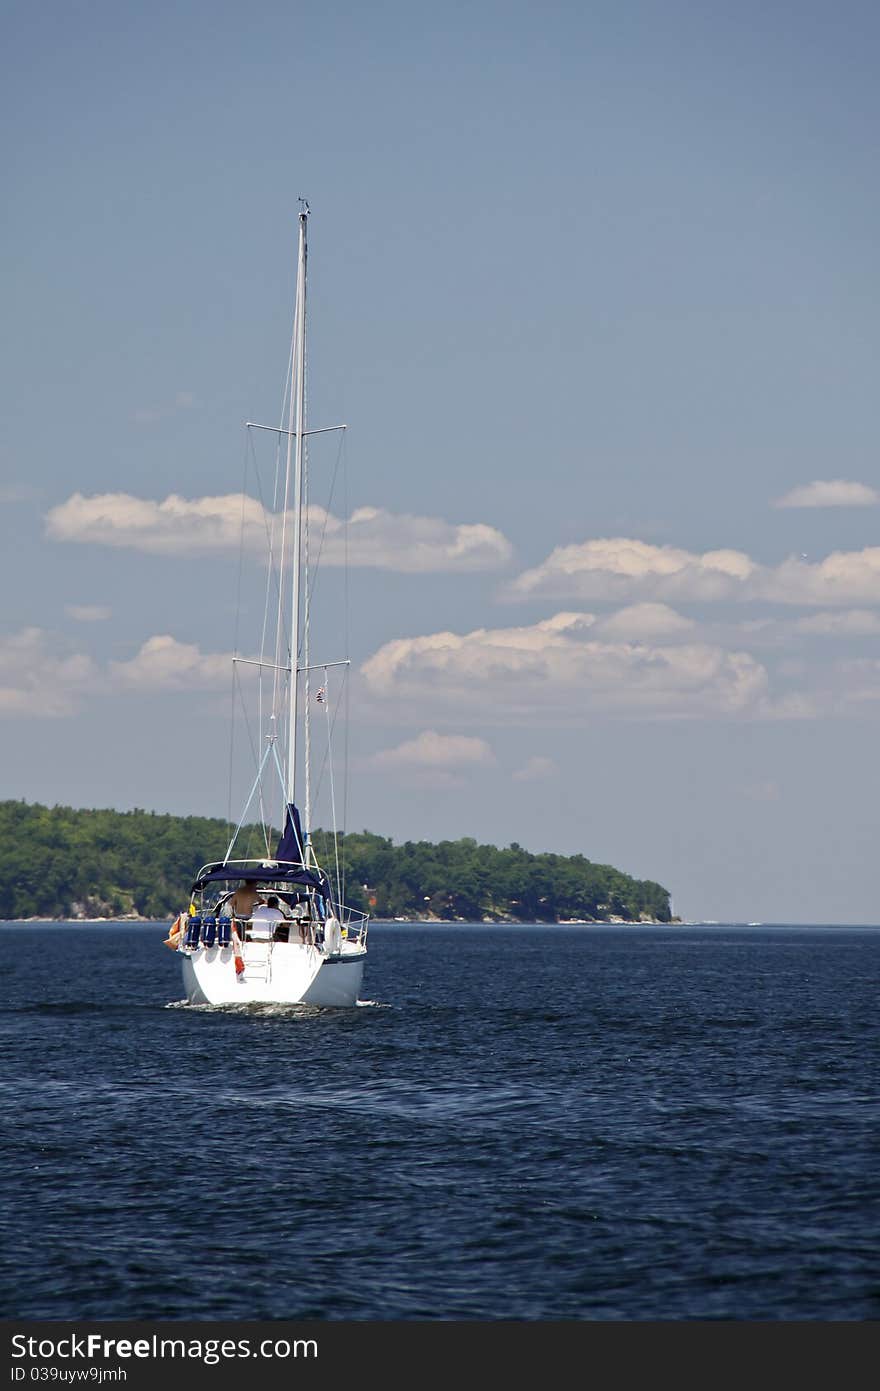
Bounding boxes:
[0,800,673,924]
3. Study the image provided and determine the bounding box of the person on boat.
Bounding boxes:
[250,894,287,942]
[268,894,291,943]
[291,899,314,945]
[227,879,262,922]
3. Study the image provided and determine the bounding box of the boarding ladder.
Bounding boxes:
[242,940,272,982]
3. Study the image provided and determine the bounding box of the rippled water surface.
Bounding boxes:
[1,922,877,1320]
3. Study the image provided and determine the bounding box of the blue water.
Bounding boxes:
[0,922,877,1320]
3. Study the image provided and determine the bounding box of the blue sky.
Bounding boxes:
[3,1,880,921]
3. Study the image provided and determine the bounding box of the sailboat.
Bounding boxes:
[169,204,368,1006]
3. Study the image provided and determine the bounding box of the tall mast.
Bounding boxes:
[286,203,309,819]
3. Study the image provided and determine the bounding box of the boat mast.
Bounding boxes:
[286,202,309,830]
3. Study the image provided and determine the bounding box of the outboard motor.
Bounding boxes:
[217,915,232,948]
[184,915,202,948]
[201,915,217,948]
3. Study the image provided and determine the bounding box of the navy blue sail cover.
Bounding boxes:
[276,802,305,864]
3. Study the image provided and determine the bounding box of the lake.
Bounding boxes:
[1,921,877,1320]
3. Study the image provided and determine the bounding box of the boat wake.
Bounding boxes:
[165,997,381,1015]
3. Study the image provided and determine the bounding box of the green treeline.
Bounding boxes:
[311,830,671,923]
[0,800,672,924]
[0,800,232,920]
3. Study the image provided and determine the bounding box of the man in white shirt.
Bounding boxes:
[249,894,287,941]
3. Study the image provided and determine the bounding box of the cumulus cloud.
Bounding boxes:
[341,507,511,571]
[65,604,112,623]
[367,729,495,789]
[45,492,513,572]
[109,635,231,691]
[509,538,757,603]
[360,609,880,723]
[361,612,769,721]
[773,479,879,508]
[764,550,880,605]
[47,493,270,555]
[369,730,495,769]
[508,537,880,607]
[0,628,98,717]
[0,628,233,717]
[593,603,695,640]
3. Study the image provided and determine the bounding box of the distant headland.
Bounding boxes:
[0,799,673,925]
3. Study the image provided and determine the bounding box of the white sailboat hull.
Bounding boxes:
[180,939,366,1007]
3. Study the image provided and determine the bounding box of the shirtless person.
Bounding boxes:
[227,879,262,922]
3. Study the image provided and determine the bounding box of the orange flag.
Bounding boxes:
[162,914,184,950]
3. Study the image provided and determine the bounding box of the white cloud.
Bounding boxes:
[0,628,98,717]
[108,635,231,691]
[508,537,880,607]
[764,550,880,605]
[45,492,513,572]
[369,730,495,769]
[65,604,112,623]
[46,493,265,554]
[366,729,495,789]
[361,613,769,721]
[512,756,557,782]
[509,538,757,603]
[593,602,695,640]
[341,507,511,571]
[0,628,233,717]
[773,479,879,508]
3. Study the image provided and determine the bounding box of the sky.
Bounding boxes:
[3,0,880,922]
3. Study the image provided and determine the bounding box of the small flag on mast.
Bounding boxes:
[316,686,326,704]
